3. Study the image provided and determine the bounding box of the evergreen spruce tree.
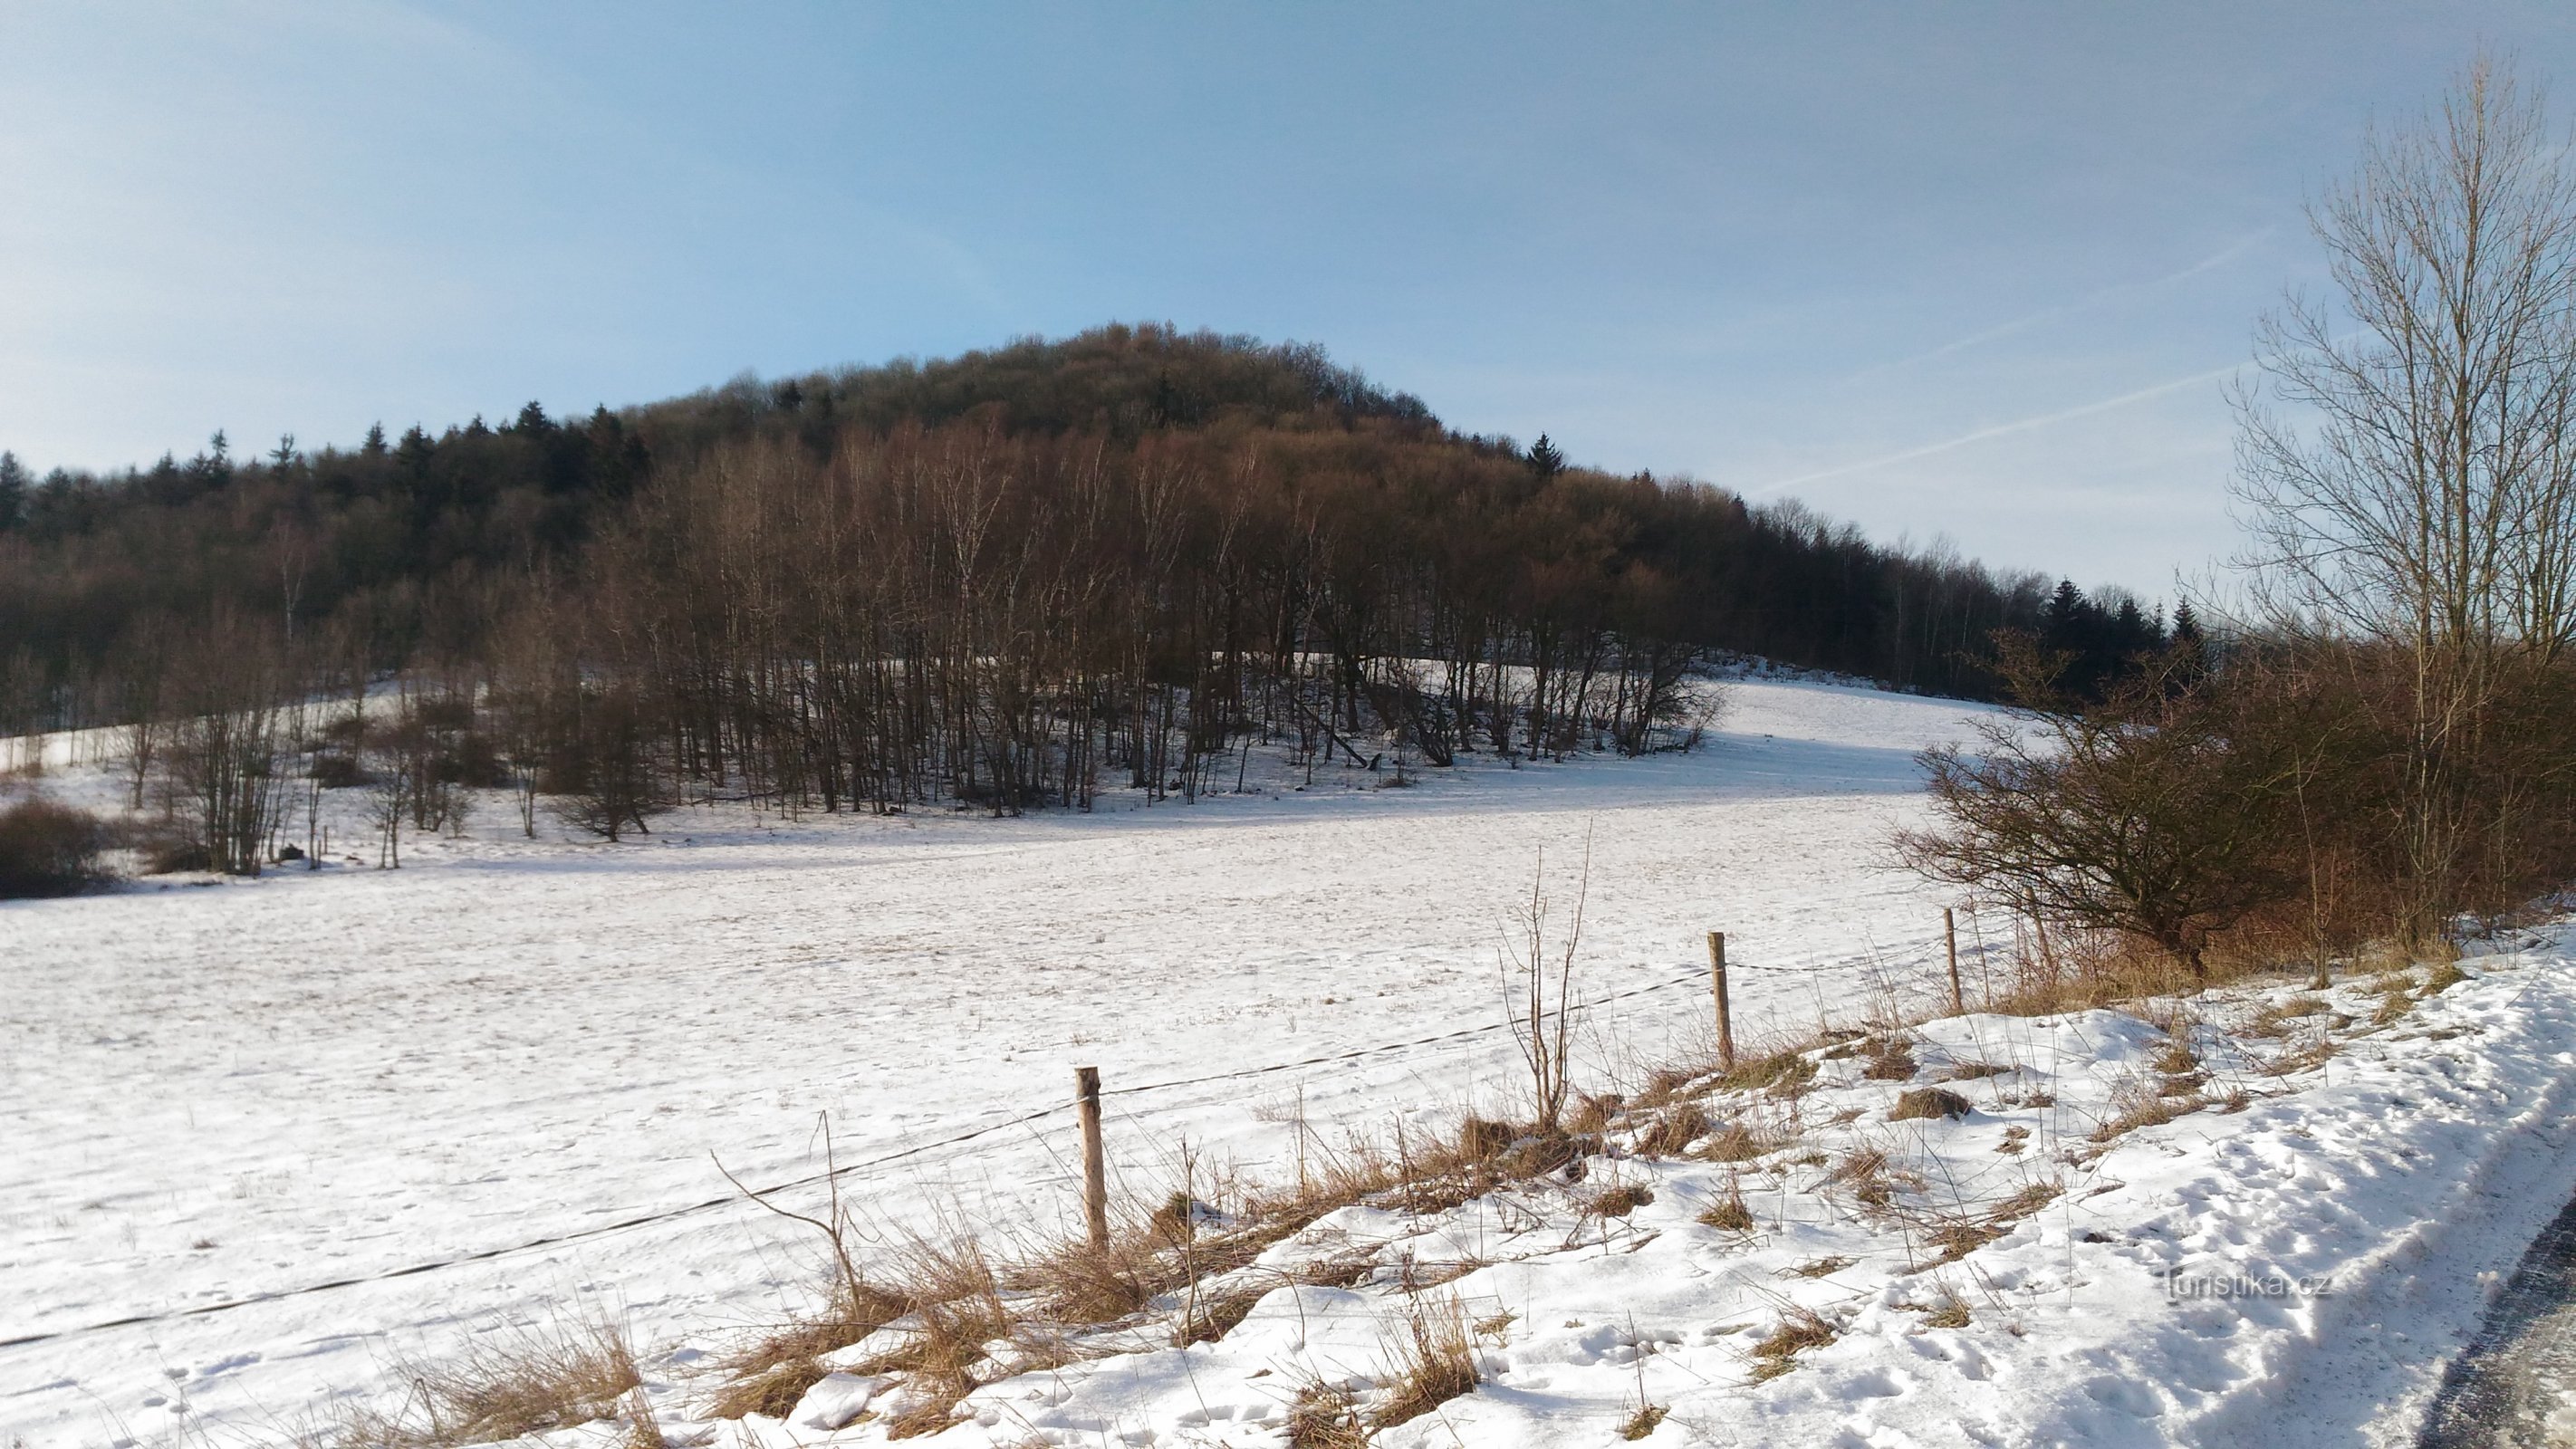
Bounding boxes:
[1527,433,1566,478]
[0,451,25,531]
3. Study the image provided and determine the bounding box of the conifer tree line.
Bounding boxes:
[0,324,2106,865]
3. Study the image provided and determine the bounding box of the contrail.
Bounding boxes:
[1853,228,2274,378]
[1751,358,2249,497]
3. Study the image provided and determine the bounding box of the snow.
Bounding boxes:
[0,678,1979,1445]
[676,942,2576,1449]
[8,676,2576,1447]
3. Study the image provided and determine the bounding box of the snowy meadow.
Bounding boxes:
[3,677,1981,1446]
[12,675,2572,1449]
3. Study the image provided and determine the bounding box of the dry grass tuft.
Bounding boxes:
[1945,1060,2014,1080]
[2423,959,2468,993]
[1832,1147,1897,1208]
[1177,1283,1269,1346]
[1696,1119,1777,1163]
[1570,1093,1624,1134]
[1991,1179,2062,1221]
[1285,1382,1369,1449]
[1024,1233,1168,1325]
[2261,1037,2338,1076]
[1370,1293,1480,1429]
[1591,1182,1655,1218]
[1860,1037,1918,1081]
[1889,1088,1972,1122]
[1922,1216,2002,1262]
[1632,1067,1703,1109]
[1620,1402,1669,1439]
[716,1272,908,1390]
[851,1234,1015,1441]
[705,1357,824,1422]
[1748,1307,1836,1382]
[621,1389,668,1449]
[1719,1045,1818,1096]
[1697,1186,1756,1233]
[1457,1117,1518,1160]
[2091,1079,2208,1142]
[339,1311,644,1448]
[1922,1291,1971,1329]
[1637,1103,1711,1157]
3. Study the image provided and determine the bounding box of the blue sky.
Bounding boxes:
[5,3,2572,597]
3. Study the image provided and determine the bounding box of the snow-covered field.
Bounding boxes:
[12,677,2576,1449]
[730,936,2576,1449]
[2,678,1985,1447]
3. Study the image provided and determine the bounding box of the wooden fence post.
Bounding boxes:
[1945,907,1965,1015]
[1076,1065,1108,1252]
[1708,930,1735,1070]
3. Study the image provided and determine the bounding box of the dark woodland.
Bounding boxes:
[0,324,2149,869]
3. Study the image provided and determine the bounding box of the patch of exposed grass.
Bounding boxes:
[1620,1402,1669,1439]
[337,1310,643,1448]
[1284,1382,1368,1449]
[1570,1093,1624,1134]
[1747,1307,1835,1382]
[1370,1294,1479,1429]
[2260,1037,2339,1077]
[1990,1180,2062,1221]
[1697,1189,1755,1233]
[1456,1117,1517,1160]
[1922,1216,2001,1262]
[855,1234,1015,1441]
[1889,1088,1972,1122]
[1591,1182,1655,1218]
[1637,1103,1710,1157]
[1832,1147,1897,1208]
[1177,1283,1267,1346]
[1696,1120,1777,1163]
[1631,1067,1703,1110]
[2091,1080,2208,1143]
[1718,1046,1818,1096]
[705,1358,826,1422]
[1860,1037,1918,1081]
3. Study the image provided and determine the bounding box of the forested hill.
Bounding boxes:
[0,325,2153,792]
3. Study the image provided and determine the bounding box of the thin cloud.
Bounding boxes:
[1752,359,2249,497]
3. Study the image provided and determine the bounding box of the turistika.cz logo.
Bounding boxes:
[2161,1266,2336,1300]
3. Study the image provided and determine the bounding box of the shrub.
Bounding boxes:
[310,753,371,788]
[1896,643,2305,976]
[0,798,111,897]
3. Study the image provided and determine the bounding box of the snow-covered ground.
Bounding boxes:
[2,678,1987,1447]
[12,677,2576,1449]
[711,935,2576,1449]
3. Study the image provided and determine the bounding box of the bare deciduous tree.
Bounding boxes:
[2232,52,2576,939]
[1501,836,1591,1135]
